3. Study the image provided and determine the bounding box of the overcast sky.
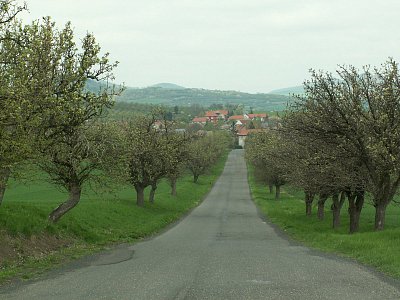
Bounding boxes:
[23,0,400,93]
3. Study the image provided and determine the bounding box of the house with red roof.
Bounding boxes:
[237,128,265,147]
[229,113,268,122]
[228,115,244,121]
[192,110,267,133]
[192,117,208,125]
[247,113,267,122]
[205,110,229,123]
[233,119,250,130]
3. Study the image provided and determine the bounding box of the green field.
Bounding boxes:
[0,153,228,282]
[248,165,400,278]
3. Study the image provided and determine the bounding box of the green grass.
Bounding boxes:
[247,165,400,278]
[0,152,228,282]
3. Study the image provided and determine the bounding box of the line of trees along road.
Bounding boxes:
[104,114,231,207]
[0,1,231,222]
[247,59,400,233]
[0,2,122,222]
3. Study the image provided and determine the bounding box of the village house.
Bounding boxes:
[229,113,268,122]
[228,114,268,132]
[233,119,249,130]
[152,120,178,132]
[237,128,265,148]
[152,120,164,131]
[192,110,268,133]
[228,115,244,121]
[205,110,229,123]
[192,117,208,125]
[246,113,267,122]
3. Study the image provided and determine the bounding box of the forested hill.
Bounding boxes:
[86,80,294,111]
[119,87,294,111]
[269,85,304,96]
[150,83,185,89]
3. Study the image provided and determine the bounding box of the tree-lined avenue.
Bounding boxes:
[1,150,399,299]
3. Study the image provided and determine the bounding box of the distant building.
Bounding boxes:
[247,113,267,122]
[175,128,186,134]
[228,115,245,121]
[234,120,250,131]
[192,117,208,125]
[237,128,265,147]
[229,113,268,122]
[152,120,163,130]
[205,110,229,123]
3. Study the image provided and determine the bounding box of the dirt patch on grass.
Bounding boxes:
[0,231,71,267]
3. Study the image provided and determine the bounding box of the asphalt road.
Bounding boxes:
[2,150,400,299]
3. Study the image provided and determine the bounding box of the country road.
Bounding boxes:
[1,150,400,299]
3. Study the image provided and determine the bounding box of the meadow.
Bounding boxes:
[0,153,228,283]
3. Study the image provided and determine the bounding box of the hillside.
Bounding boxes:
[269,85,304,96]
[150,83,185,89]
[85,80,294,111]
[117,87,293,111]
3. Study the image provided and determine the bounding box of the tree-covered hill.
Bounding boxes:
[86,80,294,111]
[269,85,304,96]
[117,86,293,111]
[150,83,185,89]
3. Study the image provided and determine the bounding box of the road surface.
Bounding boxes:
[1,150,400,299]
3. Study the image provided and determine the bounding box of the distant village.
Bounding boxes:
[191,109,281,147]
[151,107,282,148]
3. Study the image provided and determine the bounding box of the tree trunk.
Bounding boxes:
[317,194,328,220]
[348,191,364,234]
[48,183,81,223]
[0,187,5,206]
[275,185,281,199]
[306,203,312,216]
[332,205,340,229]
[0,167,11,206]
[170,178,177,197]
[374,201,388,231]
[149,182,157,204]
[135,185,145,207]
[193,174,199,183]
[371,173,399,231]
[268,183,273,194]
[305,190,314,216]
[331,192,345,229]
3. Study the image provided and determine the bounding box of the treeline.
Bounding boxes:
[108,101,246,124]
[114,84,292,111]
[0,1,123,220]
[107,102,203,122]
[0,1,231,223]
[103,113,231,210]
[246,59,400,233]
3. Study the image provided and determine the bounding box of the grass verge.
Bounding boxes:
[0,152,228,284]
[247,164,400,279]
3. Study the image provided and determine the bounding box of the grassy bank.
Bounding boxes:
[248,165,400,278]
[0,152,228,283]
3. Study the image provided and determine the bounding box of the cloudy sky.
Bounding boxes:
[24,0,400,93]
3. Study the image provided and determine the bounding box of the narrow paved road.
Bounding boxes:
[2,150,400,299]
